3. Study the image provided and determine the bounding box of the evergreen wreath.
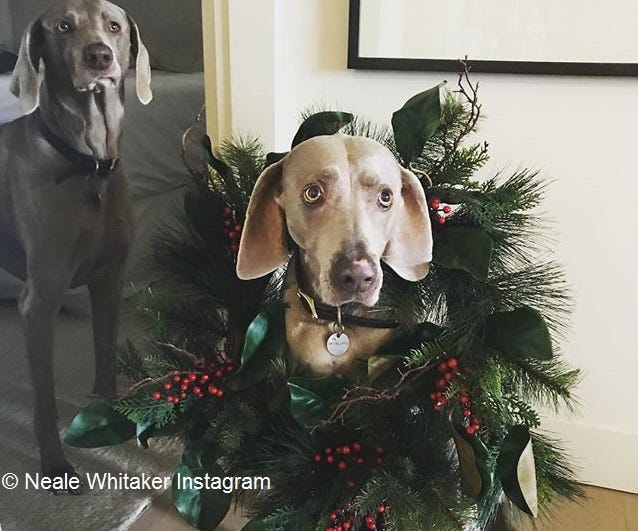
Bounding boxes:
[65,64,582,531]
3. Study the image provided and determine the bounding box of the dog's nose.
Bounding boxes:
[336,258,377,294]
[83,43,113,71]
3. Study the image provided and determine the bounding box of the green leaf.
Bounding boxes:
[451,423,493,500]
[172,463,231,530]
[391,84,443,164]
[265,151,287,168]
[227,305,287,390]
[375,322,443,357]
[202,135,233,180]
[433,226,494,280]
[136,415,189,449]
[496,425,538,517]
[64,401,136,448]
[486,307,553,360]
[287,375,344,427]
[291,111,354,148]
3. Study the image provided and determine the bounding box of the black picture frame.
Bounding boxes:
[347,0,638,76]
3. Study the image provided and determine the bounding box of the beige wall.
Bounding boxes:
[205,0,638,493]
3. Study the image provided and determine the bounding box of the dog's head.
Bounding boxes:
[237,134,433,307]
[10,0,152,112]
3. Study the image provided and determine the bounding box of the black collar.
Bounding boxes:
[40,122,119,184]
[294,250,400,330]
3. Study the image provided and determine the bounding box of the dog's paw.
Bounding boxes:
[42,462,83,495]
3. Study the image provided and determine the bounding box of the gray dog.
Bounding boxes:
[0,0,151,480]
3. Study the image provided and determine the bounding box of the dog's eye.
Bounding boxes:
[302,184,324,205]
[109,21,122,33]
[378,189,393,208]
[56,21,73,33]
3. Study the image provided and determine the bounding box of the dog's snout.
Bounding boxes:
[333,253,378,297]
[83,43,113,71]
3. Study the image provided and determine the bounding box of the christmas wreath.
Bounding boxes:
[65,65,582,530]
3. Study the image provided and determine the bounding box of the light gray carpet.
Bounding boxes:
[0,300,183,531]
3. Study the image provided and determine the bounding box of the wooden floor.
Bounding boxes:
[131,485,638,531]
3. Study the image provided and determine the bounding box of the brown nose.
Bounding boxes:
[333,254,377,295]
[83,42,113,71]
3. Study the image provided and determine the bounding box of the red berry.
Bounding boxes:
[356,457,364,464]
[180,392,187,398]
[326,455,335,464]
[166,396,173,403]
[324,527,335,531]
[433,403,443,412]
[436,215,446,225]
[193,386,202,395]
[346,480,356,488]
[343,523,351,530]
[429,392,438,400]
[188,373,197,382]
[200,374,210,383]
[338,461,347,470]
[216,389,224,398]
[342,445,351,455]
[472,418,481,426]
[172,375,181,382]
[443,205,452,214]
[172,396,180,404]
[234,224,242,232]
[365,515,375,524]
[181,383,189,391]
[215,370,223,379]
[314,454,322,462]
[377,504,386,514]
[466,425,477,435]
[163,382,172,391]
[447,357,458,370]
[227,231,236,239]
[151,391,162,400]
[444,371,454,381]
[463,408,472,418]
[436,378,447,388]
[438,361,447,372]
[224,207,232,215]
[324,447,332,454]
[429,198,441,209]
[329,512,337,521]
[352,442,362,452]
[207,384,218,395]
[459,394,470,405]
[336,446,343,455]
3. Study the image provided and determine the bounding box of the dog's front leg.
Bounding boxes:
[88,262,126,398]
[19,270,74,478]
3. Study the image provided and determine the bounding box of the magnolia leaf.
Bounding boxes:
[291,111,354,148]
[202,135,233,180]
[433,226,494,280]
[485,307,553,360]
[265,151,287,167]
[288,375,344,427]
[136,415,188,449]
[496,425,538,517]
[172,462,231,530]
[227,306,286,390]
[451,422,493,500]
[64,401,136,448]
[375,322,443,357]
[391,84,443,164]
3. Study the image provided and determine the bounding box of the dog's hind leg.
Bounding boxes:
[19,265,74,479]
[88,261,126,398]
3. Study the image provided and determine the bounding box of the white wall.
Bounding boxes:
[222,0,638,492]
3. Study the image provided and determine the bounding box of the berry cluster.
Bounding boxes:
[223,206,242,254]
[429,357,459,412]
[150,357,235,405]
[428,197,452,225]
[428,357,482,436]
[314,442,386,490]
[324,503,388,531]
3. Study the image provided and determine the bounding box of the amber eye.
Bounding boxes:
[378,189,393,208]
[56,20,73,33]
[302,184,324,205]
[109,21,121,33]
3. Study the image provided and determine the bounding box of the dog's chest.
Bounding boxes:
[284,286,396,376]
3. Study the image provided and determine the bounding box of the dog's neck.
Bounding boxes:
[39,75,124,161]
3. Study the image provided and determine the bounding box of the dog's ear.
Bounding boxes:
[10,19,45,113]
[237,160,289,279]
[383,167,433,281]
[127,15,152,105]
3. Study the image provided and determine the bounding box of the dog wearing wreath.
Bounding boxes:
[237,134,433,375]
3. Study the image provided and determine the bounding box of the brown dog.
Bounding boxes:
[237,134,432,375]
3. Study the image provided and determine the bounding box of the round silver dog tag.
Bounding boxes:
[326,332,350,356]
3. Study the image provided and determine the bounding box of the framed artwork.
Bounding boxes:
[348,0,638,76]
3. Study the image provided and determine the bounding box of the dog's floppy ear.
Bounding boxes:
[127,15,152,105]
[237,160,289,279]
[10,19,45,113]
[383,167,433,281]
